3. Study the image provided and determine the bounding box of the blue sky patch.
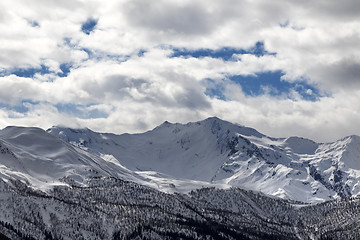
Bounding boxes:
[2,63,73,78]
[0,100,39,115]
[9,65,50,78]
[204,79,226,100]
[137,49,147,57]
[28,20,40,27]
[81,18,98,35]
[55,103,108,119]
[170,41,275,61]
[59,63,72,77]
[0,101,108,119]
[230,71,320,101]
[205,71,321,101]
[81,47,93,57]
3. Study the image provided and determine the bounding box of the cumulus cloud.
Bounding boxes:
[0,0,359,142]
[308,58,360,91]
[123,0,216,36]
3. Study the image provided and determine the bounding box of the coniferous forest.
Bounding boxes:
[0,177,360,240]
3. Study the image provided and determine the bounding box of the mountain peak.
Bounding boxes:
[47,125,92,133]
[347,134,360,142]
[2,126,46,134]
[158,120,173,127]
[5,119,360,204]
[203,116,222,122]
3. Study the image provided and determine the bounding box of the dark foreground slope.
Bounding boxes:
[0,177,360,240]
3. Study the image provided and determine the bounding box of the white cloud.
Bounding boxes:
[0,0,359,142]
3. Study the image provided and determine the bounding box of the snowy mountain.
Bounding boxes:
[0,126,218,195]
[1,117,360,239]
[1,117,360,203]
[47,117,360,203]
[0,126,140,190]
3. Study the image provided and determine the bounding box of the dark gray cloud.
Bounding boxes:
[78,73,211,110]
[294,0,360,20]
[121,0,250,37]
[174,87,211,110]
[310,58,360,90]
[80,74,148,100]
[123,0,216,35]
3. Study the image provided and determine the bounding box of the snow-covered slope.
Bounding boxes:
[3,118,360,239]
[48,117,263,182]
[1,117,360,203]
[47,117,360,203]
[0,126,221,194]
[0,126,127,190]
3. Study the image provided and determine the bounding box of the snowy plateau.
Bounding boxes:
[0,117,360,239]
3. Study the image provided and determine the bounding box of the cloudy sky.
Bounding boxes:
[0,0,359,142]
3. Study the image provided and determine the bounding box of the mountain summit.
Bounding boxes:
[0,118,360,203]
[43,117,360,203]
[2,118,360,239]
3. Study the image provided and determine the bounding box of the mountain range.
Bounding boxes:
[1,117,360,239]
